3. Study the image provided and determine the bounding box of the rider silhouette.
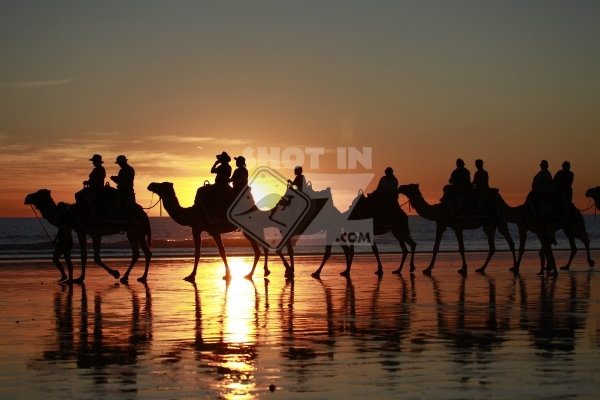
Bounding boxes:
[77,154,106,221]
[553,161,574,213]
[376,167,399,198]
[288,166,306,192]
[472,159,489,212]
[110,155,135,218]
[212,151,232,187]
[449,158,471,212]
[230,156,248,193]
[532,160,553,203]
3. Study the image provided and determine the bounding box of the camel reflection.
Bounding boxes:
[30,283,153,391]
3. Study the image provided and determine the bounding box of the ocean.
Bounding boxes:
[1,215,599,260]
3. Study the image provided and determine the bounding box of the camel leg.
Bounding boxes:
[184,229,201,282]
[476,225,496,273]
[286,241,295,276]
[244,239,262,280]
[392,240,408,274]
[275,247,292,276]
[541,242,558,276]
[74,232,88,283]
[312,245,333,278]
[120,230,140,284]
[91,236,120,280]
[392,228,415,274]
[560,231,578,271]
[577,231,595,268]
[537,248,546,275]
[52,246,68,282]
[455,229,468,275]
[137,231,152,283]
[424,225,445,275]
[262,246,271,277]
[213,234,231,281]
[511,227,527,272]
[498,223,517,270]
[372,242,384,276]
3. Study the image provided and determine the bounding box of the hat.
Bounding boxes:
[234,156,246,164]
[115,155,128,164]
[216,151,231,162]
[89,154,104,164]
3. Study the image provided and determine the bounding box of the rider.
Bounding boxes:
[376,167,399,198]
[472,159,489,212]
[211,151,232,187]
[532,160,553,204]
[553,161,574,212]
[230,156,248,193]
[449,158,471,212]
[78,154,106,221]
[288,166,306,192]
[110,155,135,218]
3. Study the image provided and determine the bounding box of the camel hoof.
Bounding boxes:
[458,268,467,276]
[589,259,595,268]
[183,275,195,282]
[264,269,271,277]
[111,270,120,279]
[73,277,84,284]
[422,268,432,276]
[223,275,232,281]
[243,274,253,280]
[550,271,558,277]
[559,266,570,271]
[120,277,129,284]
[475,268,485,274]
[340,270,350,277]
[509,266,517,272]
[391,269,401,275]
[409,265,416,273]
[311,272,321,280]
[137,276,147,283]
[536,270,545,276]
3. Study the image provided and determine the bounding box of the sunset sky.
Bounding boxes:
[1,1,599,216]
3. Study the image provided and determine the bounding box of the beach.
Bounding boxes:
[1,251,600,399]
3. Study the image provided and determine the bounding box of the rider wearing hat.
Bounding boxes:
[76,154,106,221]
[532,160,553,203]
[230,156,248,193]
[212,151,232,187]
[449,158,471,212]
[553,161,574,210]
[110,155,136,217]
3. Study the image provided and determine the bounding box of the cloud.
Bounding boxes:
[0,79,75,88]
[151,135,251,145]
[82,131,120,137]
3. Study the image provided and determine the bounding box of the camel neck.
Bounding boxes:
[160,192,194,227]
[37,202,61,227]
[405,190,440,222]
[498,198,525,224]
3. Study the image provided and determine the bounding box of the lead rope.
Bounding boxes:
[30,205,54,245]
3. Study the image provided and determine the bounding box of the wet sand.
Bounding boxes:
[1,251,600,399]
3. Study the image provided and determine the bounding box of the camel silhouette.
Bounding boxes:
[497,196,594,275]
[147,182,268,281]
[585,187,600,212]
[397,184,517,275]
[24,189,152,284]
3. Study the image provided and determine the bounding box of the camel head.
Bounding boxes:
[24,189,55,209]
[147,182,175,198]
[397,184,420,198]
[585,187,600,201]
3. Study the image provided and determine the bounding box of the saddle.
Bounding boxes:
[75,185,140,223]
[194,182,235,224]
[442,185,499,219]
[526,191,577,221]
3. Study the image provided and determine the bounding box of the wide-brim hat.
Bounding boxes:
[216,151,231,162]
[89,154,104,163]
[115,155,128,164]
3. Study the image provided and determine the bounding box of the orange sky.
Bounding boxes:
[1,2,599,217]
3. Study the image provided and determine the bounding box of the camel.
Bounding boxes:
[24,189,152,284]
[585,187,600,211]
[497,196,594,274]
[397,184,517,275]
[340,193,416,276]
[147,182,268,281]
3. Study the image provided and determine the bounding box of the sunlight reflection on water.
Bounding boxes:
[1,252,600,398]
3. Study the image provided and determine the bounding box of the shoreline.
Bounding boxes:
[1,248,598,263]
